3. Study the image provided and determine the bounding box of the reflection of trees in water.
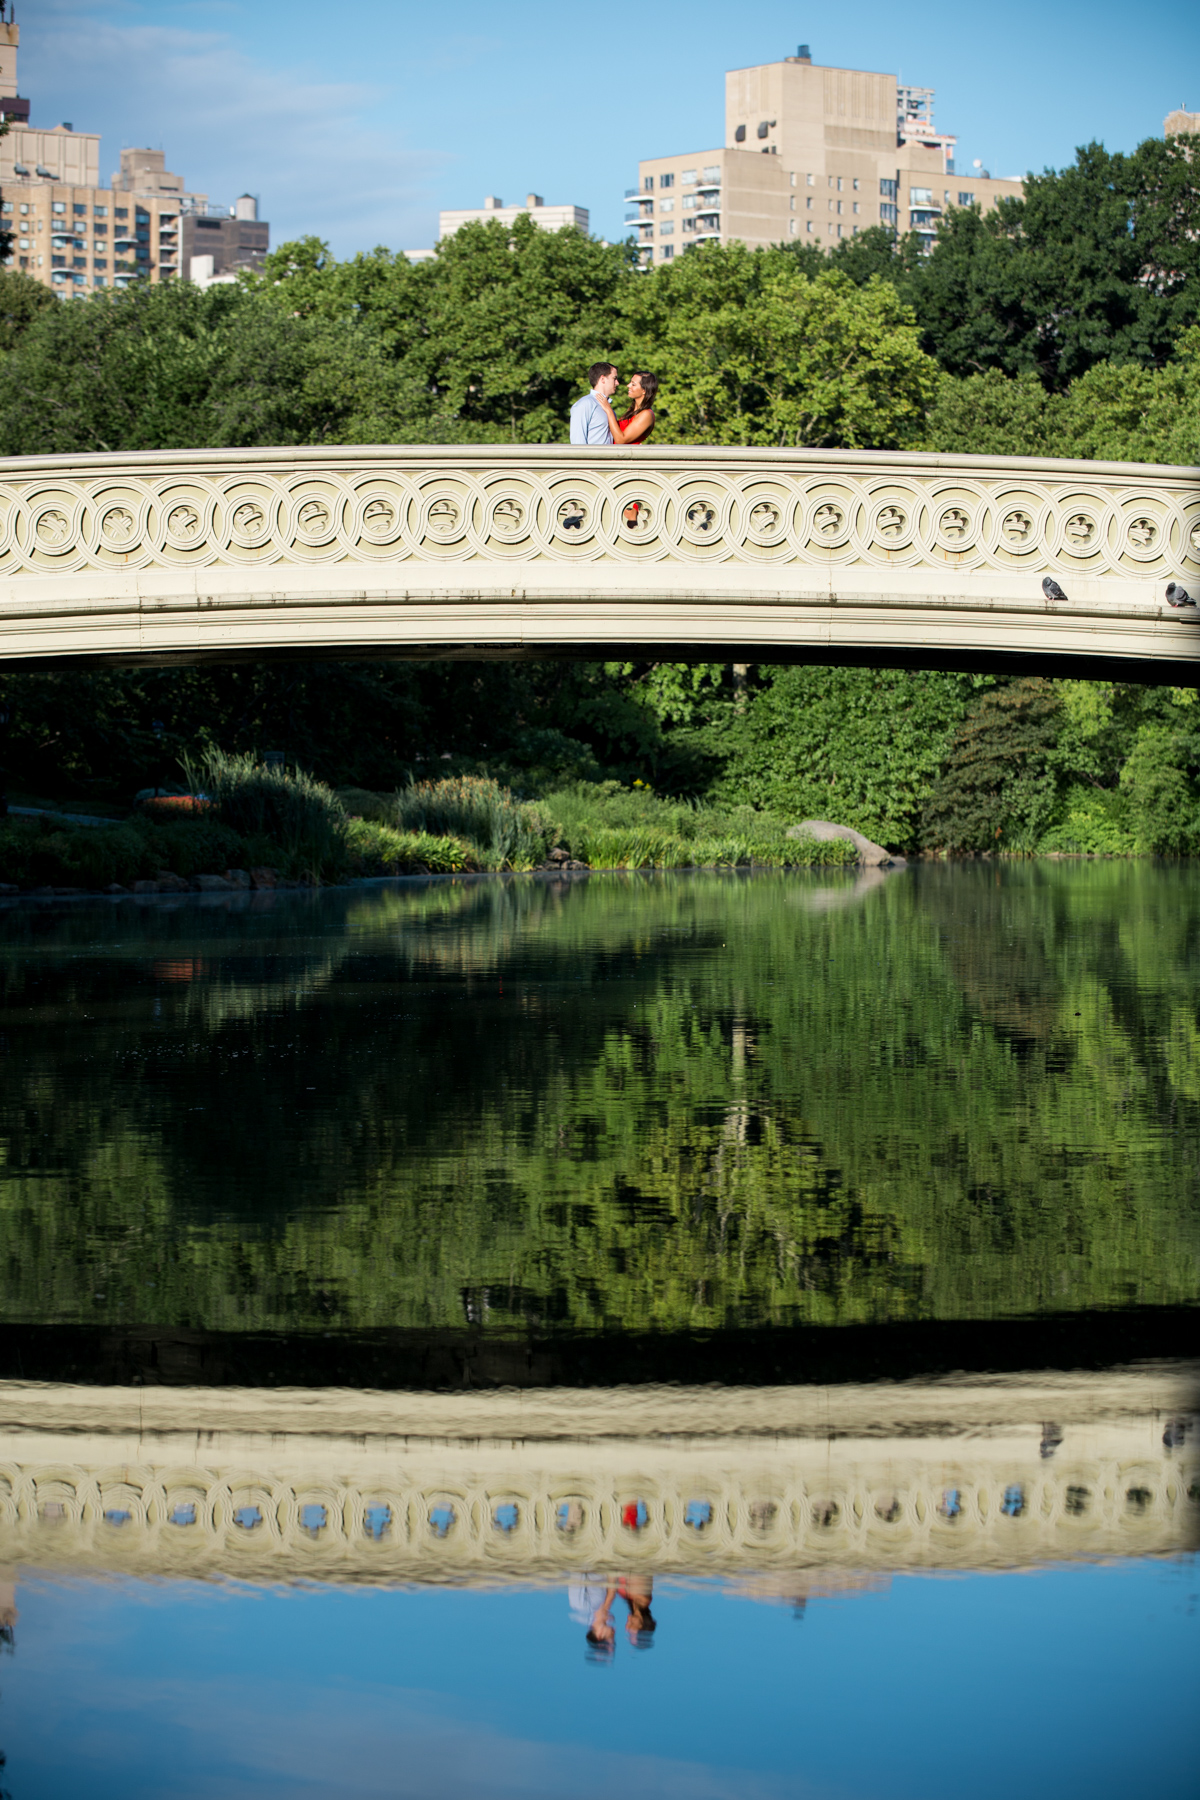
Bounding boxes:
[1,866,1198,1336]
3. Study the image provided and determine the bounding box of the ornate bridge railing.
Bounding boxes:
[0,446,1197,672]
[3,1372,1195,1589]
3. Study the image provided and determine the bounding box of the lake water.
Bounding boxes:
[1,865,1197,1797]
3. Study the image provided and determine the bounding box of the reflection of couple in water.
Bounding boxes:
[569,363,658,447]
[570,1575,657,1659]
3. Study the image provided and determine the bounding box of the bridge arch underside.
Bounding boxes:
[1,445,1198,682]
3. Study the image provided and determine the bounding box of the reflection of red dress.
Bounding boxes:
[616,409,655,445]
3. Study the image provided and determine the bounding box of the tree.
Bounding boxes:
[0,277,411,455]
[921,679,1063,851]
[619,246,938,448]
[0,266,57,356]
[911,135,1200,388]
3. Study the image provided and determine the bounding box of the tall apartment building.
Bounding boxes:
[0,12,267,296]
[629,45,1024,264]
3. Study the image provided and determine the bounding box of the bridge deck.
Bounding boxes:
[0,446,1197,674]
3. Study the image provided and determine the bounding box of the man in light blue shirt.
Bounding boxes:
[569,362,620,445]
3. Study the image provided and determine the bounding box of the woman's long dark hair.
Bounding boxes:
[622,372,658,419]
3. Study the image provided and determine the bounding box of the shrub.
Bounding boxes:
[388,775,552,870]
[185,747,348,875]
[346,819,479,874]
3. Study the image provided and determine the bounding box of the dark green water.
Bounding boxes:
[3,862,1198,1364]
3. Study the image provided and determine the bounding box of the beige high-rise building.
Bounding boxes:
[629,45,1024,264]
[1164,108,1200,137]
[0,13,267,296]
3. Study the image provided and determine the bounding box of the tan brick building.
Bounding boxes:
[1,14,267,295]
[629,46,1024,264]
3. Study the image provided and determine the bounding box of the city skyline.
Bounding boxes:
[12,0,1200,261]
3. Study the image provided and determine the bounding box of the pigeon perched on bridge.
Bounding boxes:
[1042,576,1068,603]
[1166,582,1195,607]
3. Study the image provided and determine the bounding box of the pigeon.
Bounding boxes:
[1042,576,1068,603]
[1166,582,1195,607]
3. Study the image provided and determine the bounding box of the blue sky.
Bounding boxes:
[17,0,1200,258]
[6,1560,1200,1798]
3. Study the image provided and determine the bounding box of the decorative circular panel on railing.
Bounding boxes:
[0,454,1193,584]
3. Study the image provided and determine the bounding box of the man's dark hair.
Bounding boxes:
[587,362,617,387]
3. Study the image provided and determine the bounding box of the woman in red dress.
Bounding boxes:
[599,372,658,446]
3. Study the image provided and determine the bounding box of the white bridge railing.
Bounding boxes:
[4,1372,1195,1589]
[0,446,1197,668]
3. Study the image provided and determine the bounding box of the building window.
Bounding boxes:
[94,222,107,235]
[806,173,814,186]
[837,177,844,191]
[880,178,897,199]
[662,244,674,258]
[789,220,796,234]
[658,222,674,236]
[52,201,66,214]
[18,238,29,250]
[701,165,720,182]
[51,255,66,267]
[852,202,859,214]
[806,222,813,232]
[73,256,86,269]
[957,190,976,206]
[806,198,812,210]
[94,205,107,217]
[115,207,129,219]
[95,276,107,287]
[880,203,897,224]
[73,202,86,215]
[827,176,833,187]
[643,177,654,193]
[911,187,932,204]
[94,257,107,270]
[659,198,674,213]
[790,172,796,186]
[735,124,746,142]
[681,169,696,185]
[836,201,843,214]
[789,197,795,211]
[659,173,674,189]
[853,178,860,190]
[682,195,695,209]
[837,225,843,237]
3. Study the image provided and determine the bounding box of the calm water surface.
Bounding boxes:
[2,864,1197,1796]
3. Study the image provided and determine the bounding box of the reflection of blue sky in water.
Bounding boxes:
[6,1561,1198,1799]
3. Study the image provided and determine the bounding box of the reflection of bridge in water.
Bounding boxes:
[2,446,1199,676]
[3,1368,1196,1589]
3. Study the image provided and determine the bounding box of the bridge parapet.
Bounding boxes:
[1,446,1198,669]
[3,1371,1195,1588]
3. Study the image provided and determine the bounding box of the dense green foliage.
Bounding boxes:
[2,129,1199,856]
[4,130,1197,456]
[2,867,1197,1336]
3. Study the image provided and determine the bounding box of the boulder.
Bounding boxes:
[155,871,190,893]
[0,883,18,896]
[132,880,158,894]
[193,873,234,891]
[249,867,277,889]
[785,820,905,867]
[225,868,252,889]
[105,883,131,895]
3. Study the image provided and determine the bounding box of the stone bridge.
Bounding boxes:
[0,446,1198,677]
[2,1368,1195,1591]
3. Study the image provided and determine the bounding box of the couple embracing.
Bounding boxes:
[569,362,658,447]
